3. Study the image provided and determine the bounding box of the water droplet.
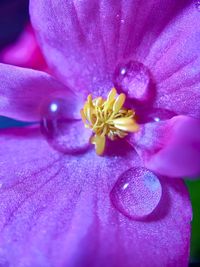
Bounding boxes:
[0,182,3,189]
[113,61,151,101]
[154,117,160,122]
[40,98,90,154]
[138,108,176,124]
[145,108,176,122]
[195,0,200,11]
[120,68,126,75]
[121,19,125,24]
[111,168,162,220]
[151,108,175,121]
[50,103,58,112]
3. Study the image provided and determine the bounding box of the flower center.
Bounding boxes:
[80,88,139,155]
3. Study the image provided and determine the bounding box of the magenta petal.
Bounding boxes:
[144,4,200,119]
[30,0,199,103]
[30,0,115,96]
[129,115,200,177]
[0,63,79,121]
[0,127,191,267]
[0,24,47,71]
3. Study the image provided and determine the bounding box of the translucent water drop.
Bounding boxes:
[138,108,176,124]
[154,117,160,122]
[111,168,162,220]
[40,98,91,154]
[151,109,175,122]
[113,61,151,101]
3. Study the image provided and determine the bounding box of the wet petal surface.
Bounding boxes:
[129,116,200,178]
[111,167,162,220]
[0,63,79,122]
[0,127,192,267]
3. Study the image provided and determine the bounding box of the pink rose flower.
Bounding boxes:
[0,1,199,266]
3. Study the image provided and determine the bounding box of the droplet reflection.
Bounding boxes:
[40,98,90,154]
[111,168,162,220]
[113,61,151,101]
[138,108,176,124]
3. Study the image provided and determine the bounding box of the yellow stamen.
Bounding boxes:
[113,117,139,132]
[80,88,139,155]
[113,93,126,114]
[91,135,106,156]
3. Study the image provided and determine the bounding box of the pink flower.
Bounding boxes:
[0,0,200,266]
[0,24,47,71]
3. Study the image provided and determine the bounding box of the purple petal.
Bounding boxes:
[129,115,200,178]
[144,4,200,119]
[30,0,199,109]
[0,127,191,266]
[0,63,81,121]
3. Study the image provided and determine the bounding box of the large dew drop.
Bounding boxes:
[113,61,151,101]
[110,167,162,220]
[40,98,90,154]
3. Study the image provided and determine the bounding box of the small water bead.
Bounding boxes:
[154,117,160,122]
[41,98,70,136]
[151,109,175,122]
[138,108,176,124]
[40,98,91,154]
[50,103,58,112]
[116,14,125,24]
[111,168,162,220]
[113,61,151,102]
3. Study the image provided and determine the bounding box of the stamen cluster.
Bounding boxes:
[81,88,139,155]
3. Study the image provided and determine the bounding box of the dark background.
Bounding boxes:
[0,0,29,49]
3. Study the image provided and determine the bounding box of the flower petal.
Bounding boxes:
[144,3,200,119]
[0,63,80,121]
[0,24,47,71]
[30,0,197,98]
[0,127,191,267]
[129,115,200,178]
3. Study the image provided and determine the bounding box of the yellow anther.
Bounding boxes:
[80,88,139,155]
[113,93,126,114]
[113,117,139,132]
[91,135,106,156]
[107,87,117,102]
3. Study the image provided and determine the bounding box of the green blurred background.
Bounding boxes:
[187,180,200,263]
